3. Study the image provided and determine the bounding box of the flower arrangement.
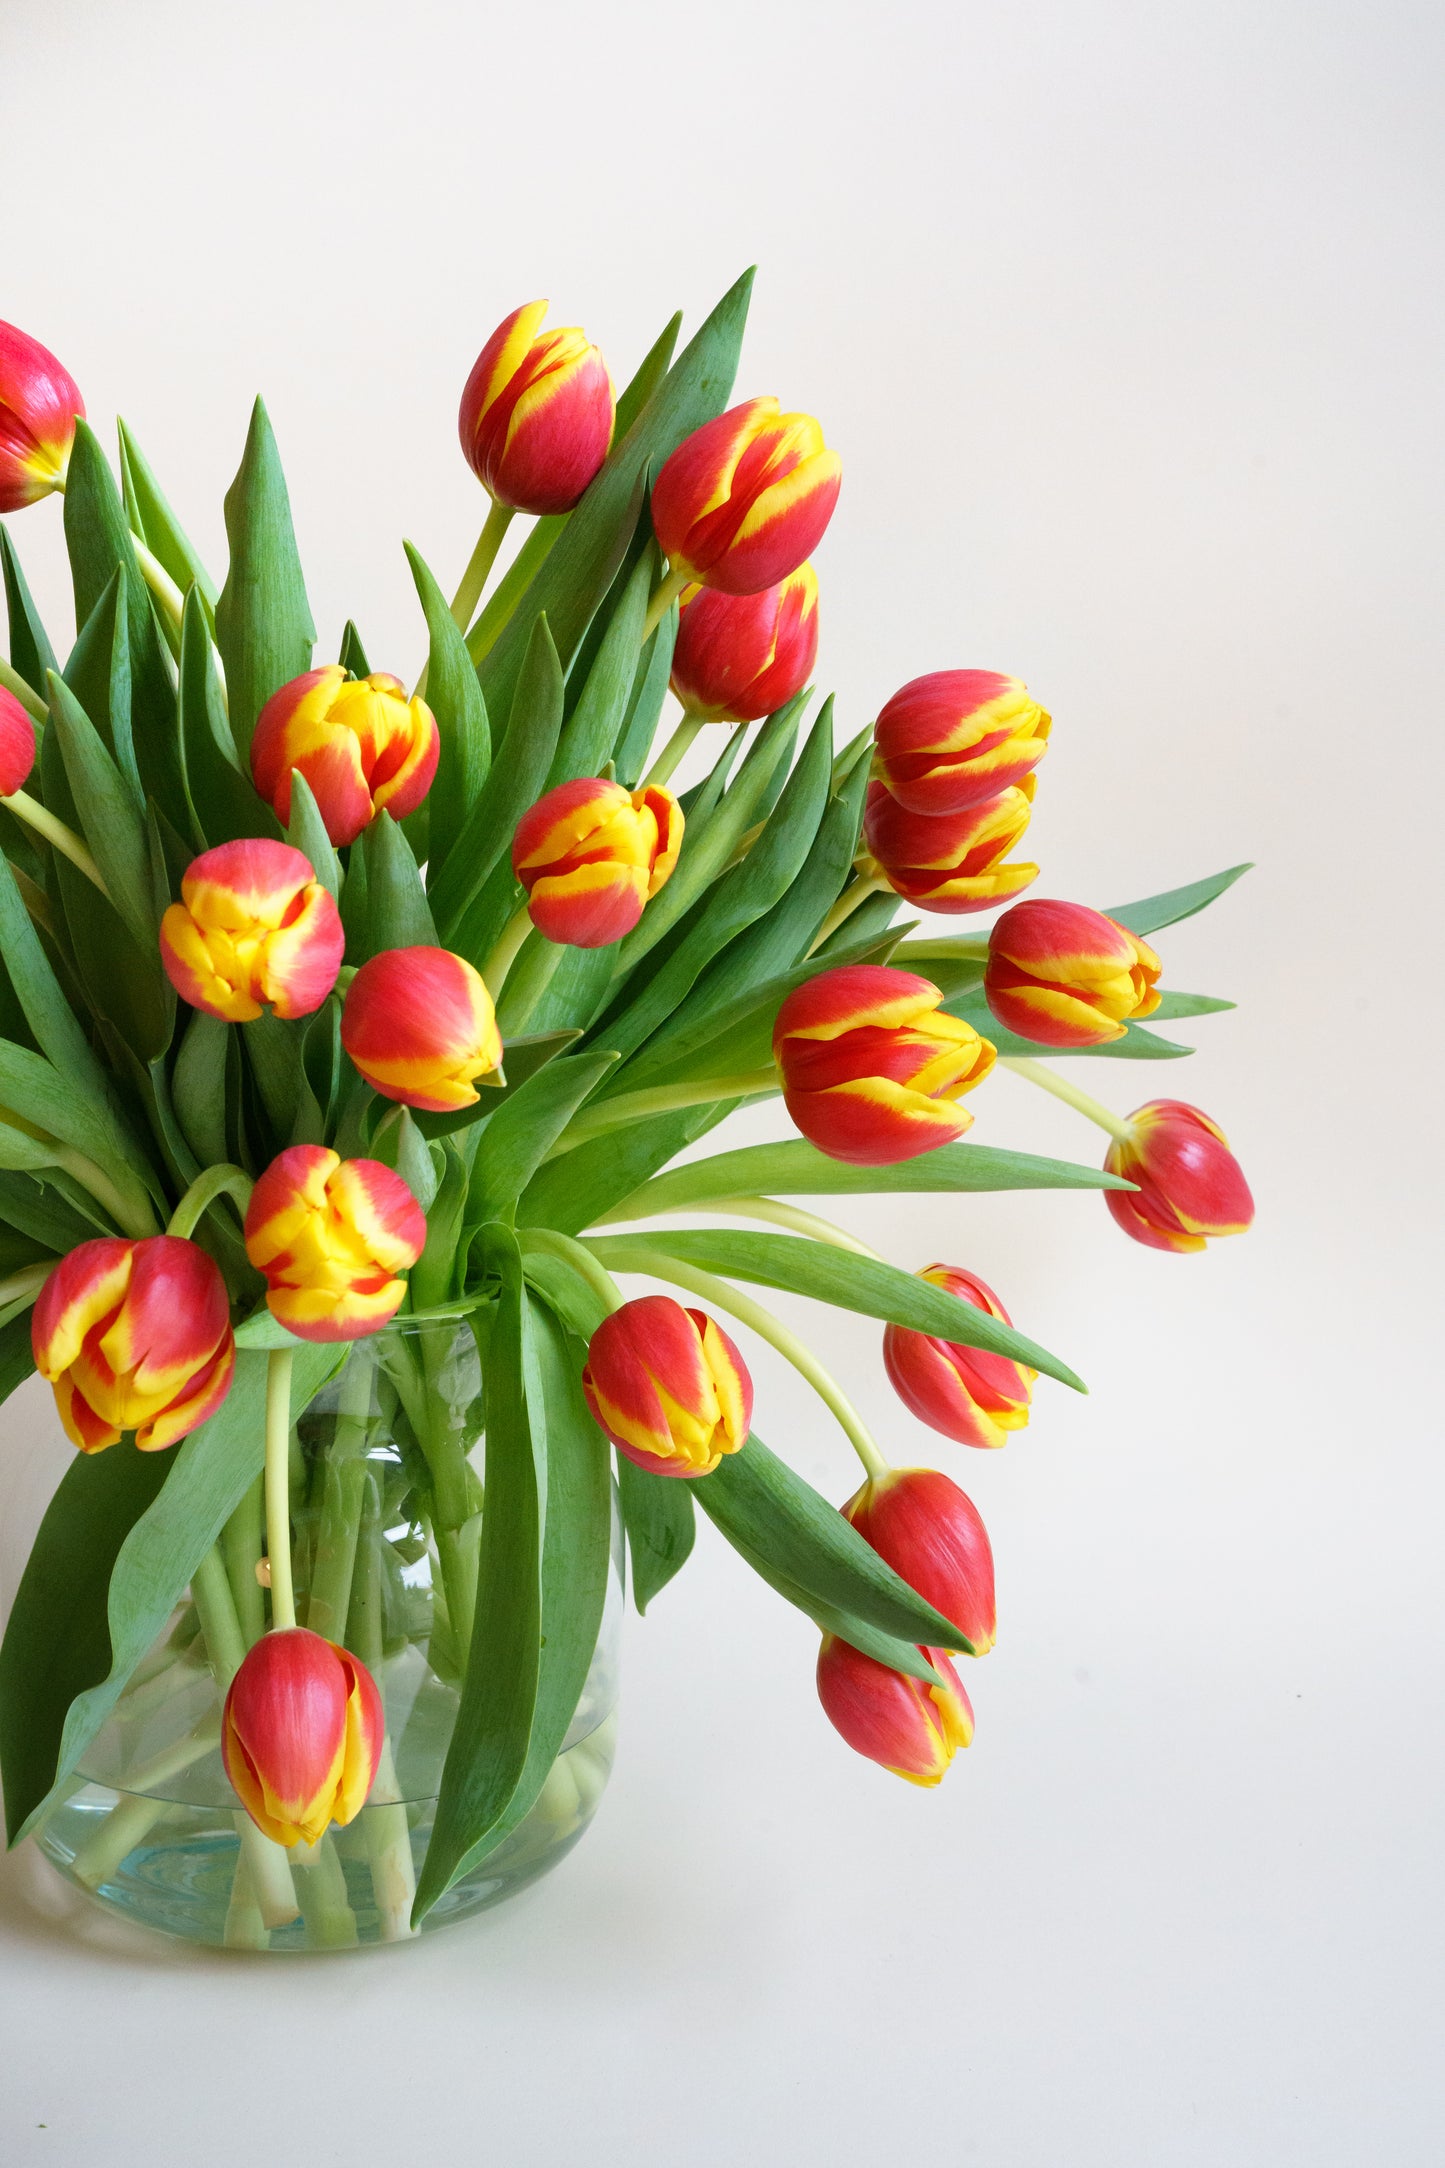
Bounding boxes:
[0,275,1253,1949]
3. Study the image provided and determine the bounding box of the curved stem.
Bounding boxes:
[594,1192,881,1259]
[51,1145,160,1238]
[1001,1055,1131,1142]
[167,1162,254,1241]
[0,655,46,723]
[519,1227,626,1319]
[587,1239,888,1480]
[641,713,705,789]
[807,872,889,956]
[546,1068,780,1160]
[449,498,516,634]
[264,1350,297,1631]
[1,789,109,896]
[482,903,535,1000]
[641,563,690,644]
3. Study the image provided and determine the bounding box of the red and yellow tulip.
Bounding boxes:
[841,1465,996,1653]
[862,778,1039,913]
[985,899,1161,1047]
[0,685,37,796]
[159,839,345,1023]
[32,1235,235,1453]
[0,319,84,513]
[250,666,439,847]
[341,945,502,1111]
[882,1265,1034,1449]
[222,1628,383,1848]
[772,965,995,1166]
[651,398,841,596]
[669,565,819,722]
[243,1145,427,1341]
[458,301,615,516]
[815,1634,974,1786]
[511,777,683,948]
[1104,1101,1255,1254]
[872,670,1051,814]
[582,1295,752,1478]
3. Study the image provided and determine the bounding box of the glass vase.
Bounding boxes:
[20,1322,621,1952]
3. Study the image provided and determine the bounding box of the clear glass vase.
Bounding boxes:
[21,1322,622,1952]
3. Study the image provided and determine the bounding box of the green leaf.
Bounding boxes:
[0,1170,101,1256]
[62,567,139,795]
[117,419,218,612]
[177,585,279,850]
[1147,989,1236,1020]
[0,855,119,1114]
[356,811,436,954]
[404,542,489,874]
[518,1099,738,1237]
[415,1226,543,1922]
[611,606,678,789]
[410,1138,468,1312]
[214,397,316,762]
[43,672,155,954]
[616,1452,695,1613]
[0,525,58,691]
[0,1035,159,1220]
[948,991,1194,1059]
[282,768,340,898]
[466,1052,617,1225]
[1107,863,1252,936]
[713,1522,943,1684]
[337,619,370,677]
[589,1229,1085,1392]
[241,1013,305,1146]
[407,1027,584,1142]
[549,548,653,787]
[0,1311,36,1410]
[171,1009,231,1168]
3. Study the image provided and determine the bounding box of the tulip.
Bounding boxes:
[32,1235,235,1453]
[159,839,344,1024]
[222,1627,383,1847]
[582,1295,752,1478]
[772,965,995,1166]
[862,778,1039,913]
[985,899,1161,1047]
[459,301,615,516]
[341,945,502,1111]
[1104,1100,1255,1254]
[816,1634,974,1786]
[651,398,842,596]
[841,1466,996,1652]
[250,666,440,847]
[882,1265,1034,1450]
[244,1145,427,1341]
[669,565,820,722]
[0,685,37,796]
[872,670,1051,815]
[512,777,683,948]
[0,319,84,513]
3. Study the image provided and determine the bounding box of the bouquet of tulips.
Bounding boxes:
[0,271,1253,1945]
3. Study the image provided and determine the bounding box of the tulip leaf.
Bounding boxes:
[1107,862,1252,936]
[404,542,489,873]
[0,524,58,693]
[356,810,437,955]
[0,1169,104,1256]
[616,1451,696,1614]
[711,1522,945,1686]
[0,854,120,1115]
[0,1310,36,1408]
[282,767,340,898]
[178,584,280,850]
[946,990,1195,1059]
[62,568,141,796]
[549,549,654,788]
[43,672,155,956]
[1147,989,1236,1020]
[116,419,219,615]
[171,1008,231,1169]
[602,1137,1133,1216]
[215,397,317,762]
[466,1052,617,1225]
[414,1226,543,1923]
[518,1099,739,1237]
[242,1013,305,1148]
[588,1230,1085,1393]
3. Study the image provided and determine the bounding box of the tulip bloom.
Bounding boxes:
[341,945,502,1111]
[159,840,344,1024]
[0,685,37,796]
[842,1466,996,1653]
[872,670,1051,815]
[669,565,820,722]
[244,1145,427,1341]
[816,1634,974,1786]
[985,899,1161,1047]
[222,1628,383,1847]
[862,778,1039,913]
[1104,1101,1255,1254]
[250,666,440,846]
[32,1236,235,1453]
[773,965,995,1166]
[0,319,84,514]
[651,398,842,596]
[459,301,615,516]
[582,1296,752,1478]
[512,777,683,948]
[883,1265,1035,1450]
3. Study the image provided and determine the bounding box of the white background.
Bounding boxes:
[1,1,1442,2161]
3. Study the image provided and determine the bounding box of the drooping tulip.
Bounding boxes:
[0,685,37,796]
[243,1145,427,1341]
[250,666,439,846]
[512,777,683,947]
[816,1635,974,1786]
[882,1265,1034,1449]
[222,1628,383,1847]
[651,398,841,596]
[985,899,1161,1047]
[459,301,615,516]
[871,670,1051,815]
[340,946,502,1111]
[32,1236,235,1453]
[861,778,1039,913]
[841,1466,996,1653]
[582,1295,752,1478]
[669,565,819,722]
[159,839,345,1023]
[1104,1101,1255,1253]
[0,319,84,513]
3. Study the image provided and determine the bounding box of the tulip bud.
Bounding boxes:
[985,899,1161,1048]
[0,685,37,796]
[1104,1100,1255,1254]
[816,1634,974,1786]
[459,301,615,516]
[0,319,84,514]
[862,778,1039,914]
[512,777,683,948]
[772,965,995,1166]
[222,1628,384,1848]
[250,666,440,847]
[244,1145,426,1341]
[841,1466,996,1652]
[341,945,502,1111]
[872,670,1051,815]
[669,565,820,722]
[159,839,344,1025]
[882,1265,1035,1450]
[32,1235,235,1453]
[582,1295,752,1478]
[651,398,842,596]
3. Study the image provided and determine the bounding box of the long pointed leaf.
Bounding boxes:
[214,398,316,760]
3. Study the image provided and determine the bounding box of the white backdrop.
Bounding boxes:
[0,2,1441,2162]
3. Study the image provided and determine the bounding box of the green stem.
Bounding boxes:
[482,903,535,1000]
[896,935,991,962]
[0,655,46,722]
[547,1068,779,1160]
[519,1227,626,1318]
[808,872,889,955]
[264,1350,297,1630]
[641,563,690,644]
[585,1239,888,1480]
[305,1346,375,1641]
[1001,1055,1131,1142]
[449,498,516,634]
[222,1475,266,1650]
[595,1193,882,1258]
[495,934,563,1037]
[51,1145,159,1239]
[166,1162,254,1241]
[641,712,705,789]
[1,788,109,896]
